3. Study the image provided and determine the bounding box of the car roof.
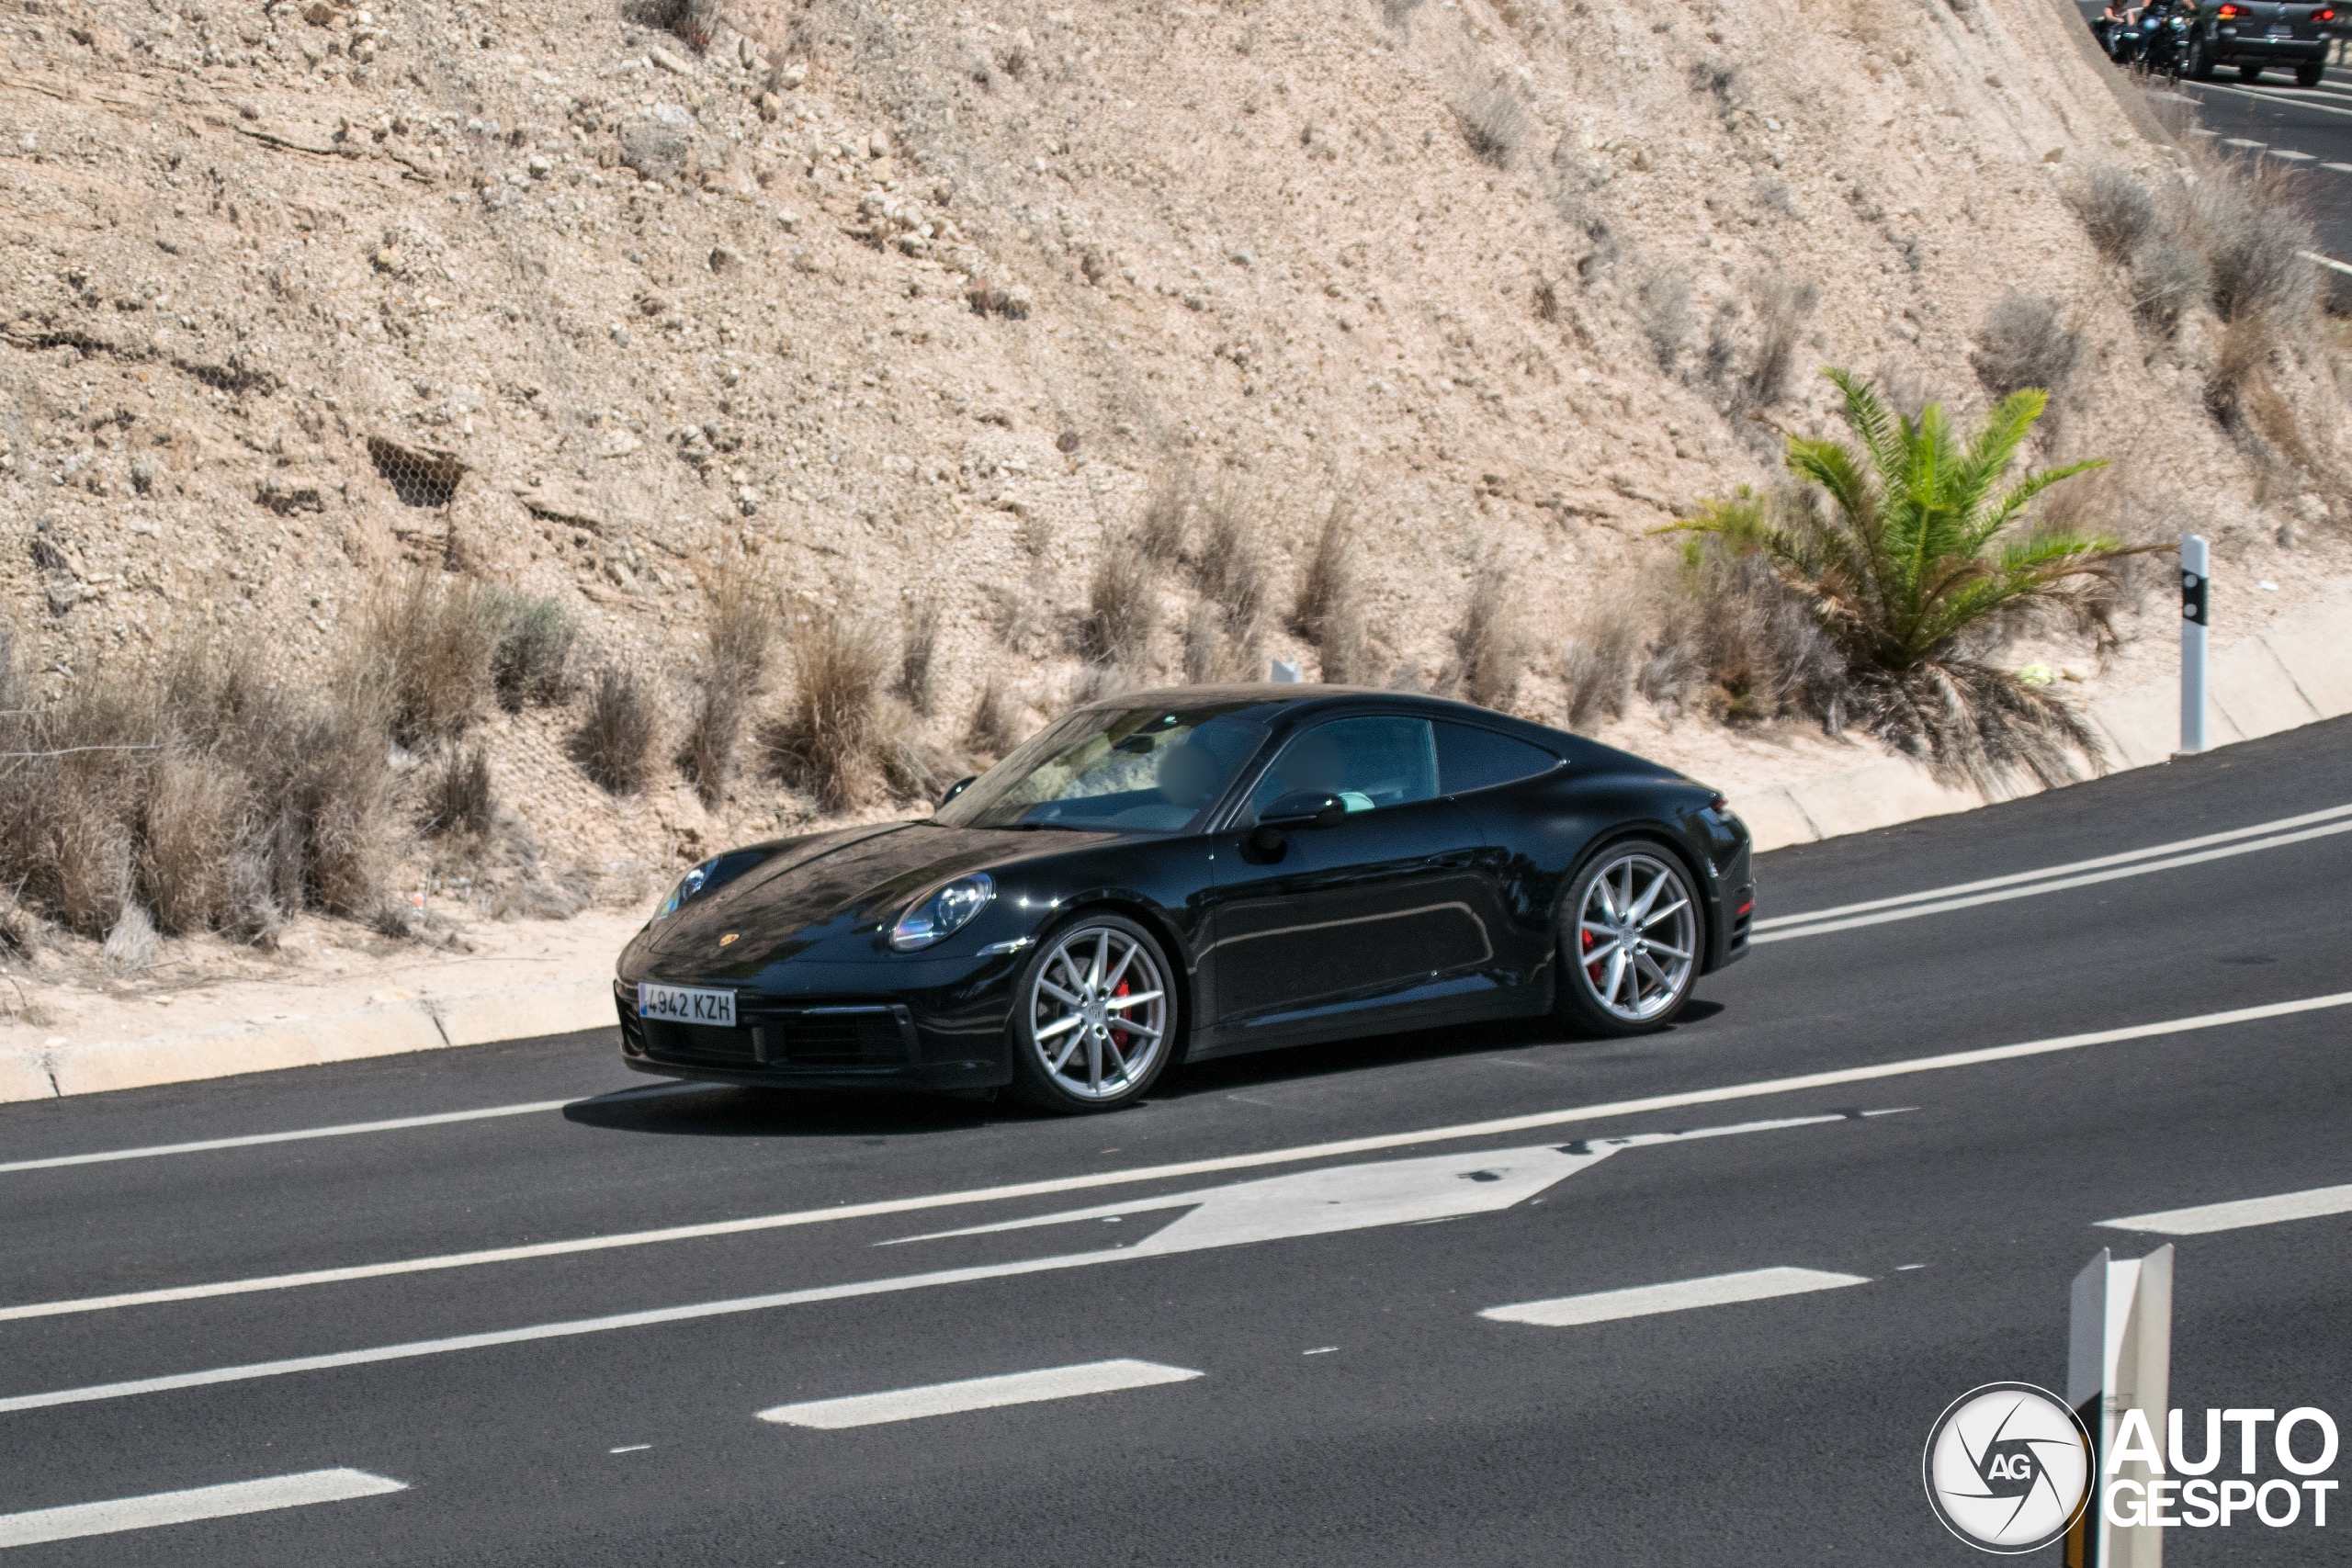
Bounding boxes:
[1079,682,1566,739]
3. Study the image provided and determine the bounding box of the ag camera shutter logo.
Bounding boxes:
[1923,1382,2093,1552]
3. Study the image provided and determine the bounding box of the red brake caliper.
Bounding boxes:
[1580,925,1601,983]
[1109,976,1132,1053]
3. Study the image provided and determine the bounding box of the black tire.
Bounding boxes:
[1005,913,1177,1113]
[2238,62,2264,81]
[1550,837,1705,1039]
[2188,35,2217,80]
[2296,59,2325,87]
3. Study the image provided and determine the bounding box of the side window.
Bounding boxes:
[1239,716,1440,825]
[1435,722,1560,795]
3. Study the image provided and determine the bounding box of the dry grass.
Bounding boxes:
[1449,565,1530,712]
[1455,79,1527,167]
[368,570,498,744]
[482,588,576,711]
[767,603,889,810]
[967,676,1023,761]
[1182,600,1223,685]
[1080,535,1159,671]
[574,666,662,795]
[1972,292,2079,401]
[1190,479,1270,677]
[1292,499,1374,683]
[899,595,942,716]
[424,746,496,839]
[1736,275,1820,413]
[1134,469,1193,564]
[1559,603,1641,733]
[685,572,780,806]
[1638,274,1691,374]
[2070,167,2159,265]
[2131,239,2206,336]
[2179,155,2316,326]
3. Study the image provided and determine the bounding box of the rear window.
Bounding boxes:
[1436,722,1560,795]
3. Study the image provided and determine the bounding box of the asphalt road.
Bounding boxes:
[3,717,2348,1564]
[2070,7,2352,267]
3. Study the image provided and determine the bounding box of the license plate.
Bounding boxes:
[2268,24,2293,35]
[637,983,737,1028]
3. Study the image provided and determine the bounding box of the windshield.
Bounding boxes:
[934,702,1272,832]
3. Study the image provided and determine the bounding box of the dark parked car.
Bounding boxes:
[614,685,1755,1112]
[2183,0,2335,84]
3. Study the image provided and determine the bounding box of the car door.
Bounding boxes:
[1199,715,1502,1042]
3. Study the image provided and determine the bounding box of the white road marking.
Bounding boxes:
[2269,148,2318,160]
[1752,803,2352,932]
[0,1082,707,1178]
[2098,1182,2352,1235]
[1754,816,2352,942]
[2188,80,2352,119]
[607,1444,651,1454]
[6,987,2349,1330]
[757,1359,1200,1429]
[2224,136,2268,148]
[2324,162,2352,173]
[0,1469,404,1550]
[2304,248,2352,276]
[1480,1267,1871,1328]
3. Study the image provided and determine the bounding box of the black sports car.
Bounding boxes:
[614,685,1755,1113]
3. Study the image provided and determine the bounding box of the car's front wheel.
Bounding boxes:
[1007,914,1176,1112]
[2187,33,2217,80]
[1553,840,1703,1037]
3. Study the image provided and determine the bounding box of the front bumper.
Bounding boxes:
[613,953,1023,1092]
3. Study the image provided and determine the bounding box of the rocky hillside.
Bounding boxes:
[2,0,2346,910]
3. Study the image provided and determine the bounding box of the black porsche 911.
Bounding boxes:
[614,684,1755,1113]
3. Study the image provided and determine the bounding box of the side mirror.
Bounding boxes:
[940,775,978,808]
[1257,790,1349,831]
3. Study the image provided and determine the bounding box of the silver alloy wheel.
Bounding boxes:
[1024,923,1170,1102]
[1573,851,1698,1024]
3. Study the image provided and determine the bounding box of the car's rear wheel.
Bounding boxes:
[1553,840,1702,1037]
[1007,915,1175,1112]
[2296,59,2325,86]
[2188,34,2217,79]
[2238,62,2264,81]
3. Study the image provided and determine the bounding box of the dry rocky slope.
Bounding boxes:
[4,0,2348,919]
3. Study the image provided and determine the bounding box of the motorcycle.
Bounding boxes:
[2133,1,2192,81]
[2093,9,2143,63]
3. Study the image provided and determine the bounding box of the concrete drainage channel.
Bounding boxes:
[4,592,2346,1106]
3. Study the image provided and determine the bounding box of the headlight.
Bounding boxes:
[889,873,994,952]
[657,859,718,920]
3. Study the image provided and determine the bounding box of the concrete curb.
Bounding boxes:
[1729,595,2351,851]
[0,978,615,1105]
[6,597,2345,1103]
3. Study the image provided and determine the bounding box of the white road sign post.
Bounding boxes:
[2178,535,2209,758]
[2067,1245,2176,1568]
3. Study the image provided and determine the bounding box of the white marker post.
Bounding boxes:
[2066,1245,2175,1568]
[2177,535,2209,758]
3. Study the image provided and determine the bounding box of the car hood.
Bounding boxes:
[636,819,1111,968]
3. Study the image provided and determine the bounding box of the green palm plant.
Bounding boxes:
[1663,368,2157,788]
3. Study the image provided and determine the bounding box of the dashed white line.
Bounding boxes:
[2269,148,2318,161]
[2324,162,2352,173]
[1480,1267,1872,1328]
[2188,79,2352,119]
[0,1469,404,1550]
[756,1359,1201,1429]
[2098,1182,2352,1235]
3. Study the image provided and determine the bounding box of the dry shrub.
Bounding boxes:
[1638,274,1691,374]
[1456,79,1527,167]
[1191,479,1270,674]
[1736,275,1820,413]
[2178,156,2315,325]
[101,902,161,973]
[369,570,498,744]
[1293,500,1373,683]
[768,604,889,810]
[899,596,942,716]
[1080,536,1159,671]
[1449,565,1531,712]
[1560,603,1641,732]
[967,676,1023,761]
[2131,240,2205,336]
[2206,311,2278,427]
[686,573,780,806]
[1972,293,2079,401]
[140,750,238,934]
[875,698,966,804]
[575,666,661,795]
[1639,543,1844,727]
[482,589,576,710]
[424,746,496,839]
[2070,167,2159,265]
[1135,469,1193,563]
[1182,600,1223,685]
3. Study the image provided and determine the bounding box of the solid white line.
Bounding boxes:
[1753,820,2352,942]
[2188,80,2352,119]
[1480,1266,1871,1327]
[2324,162,2352,173]
[1751,804,2352,931]
[2303,248,2352,276]
[2098,1182,2352,1235]
[0,1082,709,1178]
[0,1469,404,1550]
[0,990,2344,1414]
[756,1359,1201,1429]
